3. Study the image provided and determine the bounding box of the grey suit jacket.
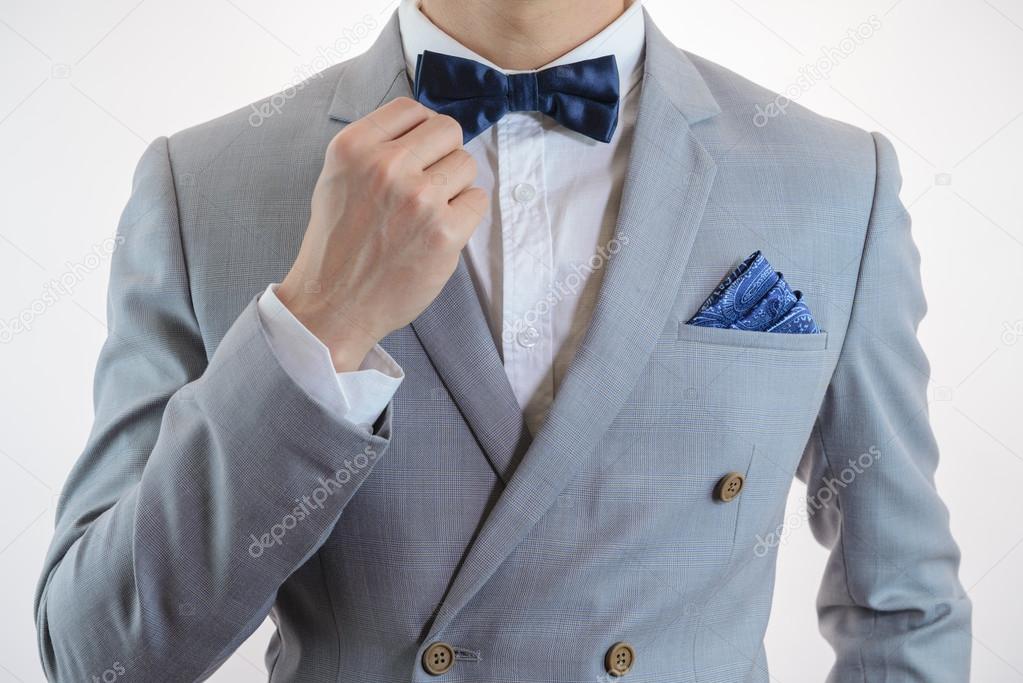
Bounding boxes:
[35,11,970,682]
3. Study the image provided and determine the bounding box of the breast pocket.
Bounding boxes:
[676,321,830,352]
[582,320,835,596]
[672,321,834,517]
[669,322,831,422]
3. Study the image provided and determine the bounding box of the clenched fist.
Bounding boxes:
[277,97,487,371]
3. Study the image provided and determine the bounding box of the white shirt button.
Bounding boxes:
[512,183,536,203]
[515,325,541,348]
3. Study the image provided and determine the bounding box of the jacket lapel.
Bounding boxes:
[425,11,722,638]
[329,15,531,483]
[410,259,532,483]
[327,14,409,123]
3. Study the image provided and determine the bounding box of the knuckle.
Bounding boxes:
[388,96,429,119]
[465,186,488,207]
[391,96,418,111]
[457,150,477,174]
[381,96,410,115]
[327,129,358,160]
[424,224,456,252]
[438,116,463,144]
[405,180,437,212]
[383,146,409,168]
[370,149,406,186]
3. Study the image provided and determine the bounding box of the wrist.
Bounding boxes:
[276,279,379,373]
[325,332,377,373]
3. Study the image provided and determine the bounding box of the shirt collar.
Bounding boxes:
[396,0,646,96]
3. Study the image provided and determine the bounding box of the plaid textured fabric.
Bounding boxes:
[35,11,970,682]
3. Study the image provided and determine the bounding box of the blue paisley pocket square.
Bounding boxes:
[686,251,821,334]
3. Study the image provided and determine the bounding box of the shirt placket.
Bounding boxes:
[496,113,555,431]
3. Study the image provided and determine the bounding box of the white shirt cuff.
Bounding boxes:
[256,283,403,432]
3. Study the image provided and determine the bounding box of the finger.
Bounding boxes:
[423,149,477,200]
[348,97,433,144]
[446,186,489,241]
[393,114,465,169]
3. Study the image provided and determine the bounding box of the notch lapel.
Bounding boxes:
[425,12,722,639]
[327,14,409,124]
[328,14,530,482]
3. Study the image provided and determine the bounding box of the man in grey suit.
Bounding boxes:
[35,0,971,681]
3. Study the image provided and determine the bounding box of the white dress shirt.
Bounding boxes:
[258,0,645,436]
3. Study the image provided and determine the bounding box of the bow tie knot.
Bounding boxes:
[506,72,540,112]
[413,50,621,143]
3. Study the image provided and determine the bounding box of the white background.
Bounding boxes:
[1,0,1021,680]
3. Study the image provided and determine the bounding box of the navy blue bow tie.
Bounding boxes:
[413,50,621,144]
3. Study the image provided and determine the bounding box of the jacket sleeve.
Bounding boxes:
[33,137,392,681]
[798,132,971,681]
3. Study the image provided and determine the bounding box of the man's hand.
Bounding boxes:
[277,97,487,371]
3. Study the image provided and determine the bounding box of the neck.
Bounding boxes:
[418,0,628,70]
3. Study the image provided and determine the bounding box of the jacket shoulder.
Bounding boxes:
[686,50,875,162]
[682,51,881,212]
[164,61,349,172]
